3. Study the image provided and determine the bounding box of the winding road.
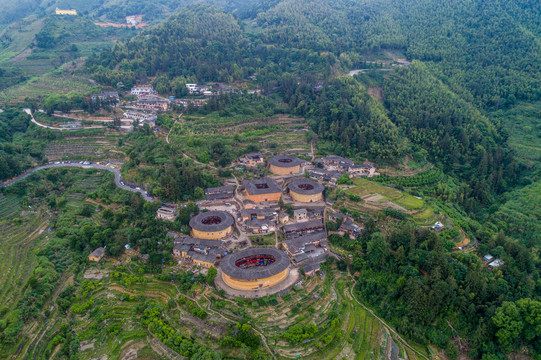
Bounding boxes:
[23,109,104,131]
[1,163,154,202]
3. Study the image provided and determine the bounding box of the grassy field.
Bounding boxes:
[337,178,441,229]
[249,233,276,246]
[346,178,424,210]
[37,126,124,161]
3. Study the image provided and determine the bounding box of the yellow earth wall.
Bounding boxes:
[269,164,300,175]
[191,226,232,240]
[222,268,289,290]
[289,191,323,203]
[244,191,281,203]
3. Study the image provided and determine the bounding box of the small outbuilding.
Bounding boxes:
[88,247,105,262]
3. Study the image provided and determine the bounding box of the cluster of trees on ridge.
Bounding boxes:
[329,220,541,359]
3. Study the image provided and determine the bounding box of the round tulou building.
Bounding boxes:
[268,155,303,175]
[189,211,234,240]
[287,178,325,202]
[220,247,290,290]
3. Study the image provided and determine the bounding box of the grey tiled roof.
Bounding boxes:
[283,219,324,233]
[283,231,327,254]
[287,178,325,195]
[268,155,304,168]
[243,178,281,195]
[89,247,105,257]
[189,211,234,232]
[205,185,234,194]
[220,247,290,280]
[173,236,224,248]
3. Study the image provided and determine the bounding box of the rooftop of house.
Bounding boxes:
[240,208,276,218]
[173,236,224,248]
[268,155,304,168]
[220,247,290,280]
[294,208,308,216]
[340,219,360,231]
[283,219,324,233]
[132,85,154,89]
[287,178,325,195]
[89,247,105,258]
[283,231,327,253]
[243,178,281,195]
[188,247,222,263]
[137,95,168,104]
[157,207,175,215]
[246,218,274,228]
[189,211,234,232]
[329,212,344,220]
[349,164,374,169]
[318,155,354,165]
[302,262,321,274]
[283,231,327,255]
[205,185,234,194]
[245,153,264,160]
[309,168,344,178]
[489,259,504,267]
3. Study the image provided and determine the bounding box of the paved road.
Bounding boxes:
[23,108,107,131]
[1,163,154,202]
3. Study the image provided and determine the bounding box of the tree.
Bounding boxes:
[493,301,523,351]
[366,233,389,270]
[206,266,217,285]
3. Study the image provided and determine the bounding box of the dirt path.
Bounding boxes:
[166,117,180,144]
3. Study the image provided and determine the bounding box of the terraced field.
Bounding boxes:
[0,193,48,309]
[44,133,124,161]
[30,254,430,360]
[169,114,311,161]
[346,178,424,210]
[203,271,428,360]
[0,68,102,104]
[339,178,440,227]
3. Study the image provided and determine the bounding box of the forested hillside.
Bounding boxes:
[89,0,541,105]
[0,109,34,180]
[281,75,408,162]
[86,0,539,212]
[88,5,249,86]
[252,0,541,108]
[383,62,517,205]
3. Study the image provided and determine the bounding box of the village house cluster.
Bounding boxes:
[310,155,377,185]
[88,151,377,295]
[82,83,247,132]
